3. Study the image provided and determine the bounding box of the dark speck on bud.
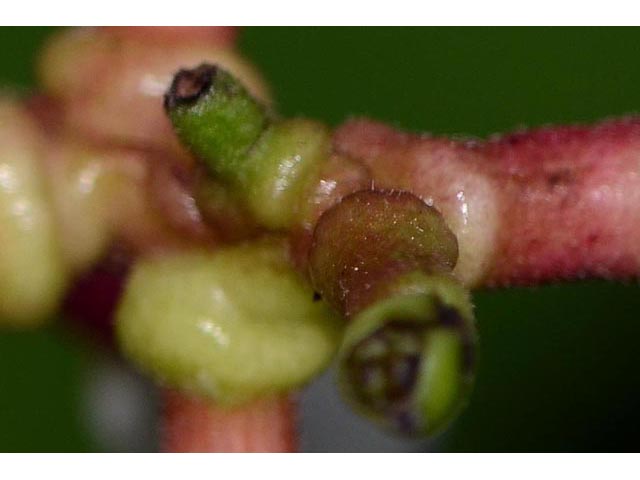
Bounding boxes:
[164,64,217,111]
[164,63,269,180]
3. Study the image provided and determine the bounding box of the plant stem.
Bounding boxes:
[160,390,297,453]
[334,117,640,288]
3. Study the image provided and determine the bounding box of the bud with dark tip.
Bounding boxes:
[165,65,332,230]
[165,64,270,176]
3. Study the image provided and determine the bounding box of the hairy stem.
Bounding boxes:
[334,117,640,288]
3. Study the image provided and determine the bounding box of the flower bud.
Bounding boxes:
[166,65,331,229]
[339,274,476,436]
[116,239,343,405]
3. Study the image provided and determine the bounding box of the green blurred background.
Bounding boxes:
[2,27,640,452]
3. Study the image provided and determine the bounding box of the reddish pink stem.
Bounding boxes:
[160,390,298,453]
[334,117,640,288]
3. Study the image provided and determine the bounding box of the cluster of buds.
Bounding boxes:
[4,27,640,451]
[163,63,478,435]
[0,28,478,448]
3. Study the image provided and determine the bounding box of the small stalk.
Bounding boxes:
[161,390,297,453]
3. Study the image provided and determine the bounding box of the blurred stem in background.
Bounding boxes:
[1,27,640,452]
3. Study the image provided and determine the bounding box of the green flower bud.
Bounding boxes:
[116,239,343,405]
[339,274,476,436]
[165,65,331,230]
